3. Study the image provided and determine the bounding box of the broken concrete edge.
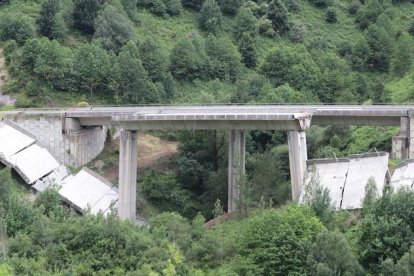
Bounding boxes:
[393,159,414,170]
[81,167,118,192]
[306,151,389,166]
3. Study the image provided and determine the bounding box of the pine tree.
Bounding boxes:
[325,7,338,24]
[73,0,105,34]
[239,32,257,68]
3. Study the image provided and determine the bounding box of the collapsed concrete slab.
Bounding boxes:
[0,121,36,164]
[58,168,118,215]
[390,160,414,190]
[0,119,118,216]
[8,143,61,184]
[302,152,389,209]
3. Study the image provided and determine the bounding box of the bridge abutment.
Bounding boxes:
[228,130,246,213]
[288,130,307,202]
[118,130,137,220]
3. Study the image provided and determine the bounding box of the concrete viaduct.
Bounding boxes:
[2,105,414,221]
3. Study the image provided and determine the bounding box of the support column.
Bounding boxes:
[118,130,137,220]
[392,117,409,160]
[228,130,245,213]
[288,130,307,202]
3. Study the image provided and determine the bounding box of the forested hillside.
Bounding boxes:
[1,0,414,274]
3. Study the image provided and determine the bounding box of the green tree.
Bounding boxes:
[355,0,383,29]
[238,205,324,275]
[170,36,207,80]
[198,0,222,34]
[362,177,378,212]
[204,35,241,81]
[0,169,12,207]
[260,45,320,92]
[73,43,115,98]
[234,7,258,41]
[307,231,364,275]
[394,246,414,275]
[0,13,35,45]
[391,32,413,77]
[36,0,67,39]
[238,32,257,68]
[94,6,134,53]
[138,37,168,82]
[365,24,393,72]
[116,42,160,103]
[267,0,290,34]
[73,0,105,34]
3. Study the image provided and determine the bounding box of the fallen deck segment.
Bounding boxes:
[59,168,118,215]
[8,143,61,184]
[302,152,389,209]
[390,160,414,190]
[0,121,35,164]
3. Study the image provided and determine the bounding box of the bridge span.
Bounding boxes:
[2,105,414,221]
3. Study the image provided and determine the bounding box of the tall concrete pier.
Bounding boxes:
[228,130,246,212]
[118,130,137,220]
[288,131,307,202]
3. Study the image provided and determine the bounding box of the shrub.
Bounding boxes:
[348,0,361,15]
[198,0,223,34]
[73,0,105,34]
[37,0,67,39]
[325,7,338,23]
[289,22,306,42]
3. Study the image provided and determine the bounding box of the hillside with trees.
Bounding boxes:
[1,0,414,274]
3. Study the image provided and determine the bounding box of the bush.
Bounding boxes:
[267,0,290,34]
[73,0,105,34]
[355,0,383,29]
[37,0,67,39]
[181,0,204,10]
[348,0,361,15]
[308,0,330,7]
[289,22,306,42]
[325,7,338,23]
[307,231,364,275]
[217,0,242,15]
[258,17,277,37]
[238,205,324,275]
[409,21,414,36]
[0,14,35,45]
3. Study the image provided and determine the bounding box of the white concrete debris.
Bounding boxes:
[0,121,35,164]
[0,120,118,215]
[59,168,118,215]
[390,160,414,190]
[302,152,389,210]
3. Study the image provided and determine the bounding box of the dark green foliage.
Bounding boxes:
[248,146,290,206]
[308,0,330,7]
[289,22,306,42]
[36,0,67,39]
[181,0,204,10]
[217,0,242,15]
[267,0,290,34]
[34,188,65,219]
[238,32,257,68]
[0,14,35,45]
[0,169,12,207]
[394,246,414,275]
[355,0,383,29]
[94,6,134,53]
[72,0,105,34]
[307,231,364,275]
[260,45,320,92]
[170,36,208,80]
[0,0,10,6]
[409,20,414,36]
[146,0,182,16]
[121,0,139,22]
[238,205,324,275]
[199,0,223,34]
[142,171,191,213]
[205,35,241,81]
[325,7,337,24]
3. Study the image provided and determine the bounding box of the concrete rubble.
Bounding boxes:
[0,120,118,215]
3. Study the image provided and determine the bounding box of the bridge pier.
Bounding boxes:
[228,130,246,213]
[392,117,409,160]
[288,130,307,202]
[118,130,137,221]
